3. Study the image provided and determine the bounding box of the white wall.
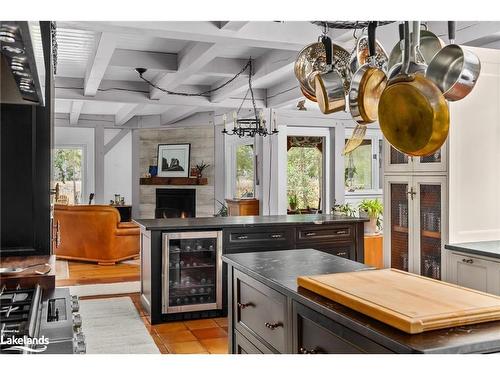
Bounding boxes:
[449,46,500,243]
[54,127,95,202]
[104,129,132,205]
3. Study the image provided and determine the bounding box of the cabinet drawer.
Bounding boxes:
[234,329,273,354]
[293,301,392,354]
[233,269,286,353]
[296,225,353,244]
[224,226,294,253]
[297,243,356,261]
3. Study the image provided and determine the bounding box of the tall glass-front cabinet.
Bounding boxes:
[383,144,448,280]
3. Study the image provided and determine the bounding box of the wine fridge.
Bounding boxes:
[162,231,222,313]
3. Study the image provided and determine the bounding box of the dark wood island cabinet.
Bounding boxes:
[134,214,367,323]
[223,249,500,354]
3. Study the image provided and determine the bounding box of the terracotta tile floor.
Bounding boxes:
[83,292,228,354]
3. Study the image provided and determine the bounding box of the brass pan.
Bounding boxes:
[378,22,449,157]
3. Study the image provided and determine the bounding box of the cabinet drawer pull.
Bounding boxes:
[237,302,252,309]
[264,322,282,330]
[270,234,283,239]
[336,251,348,257]
[236,235,248,240]
[333,230,348,235]
[462,258,474,264]
[305,232,316,237]
[299,347,317,354]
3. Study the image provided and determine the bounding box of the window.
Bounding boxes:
[344,130,383,193]
[287,136,323,212]
[53,147,84,205]
[235,144,254,198]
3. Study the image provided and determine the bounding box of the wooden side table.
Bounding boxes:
[364,234,384,269]
[225,198,259,216]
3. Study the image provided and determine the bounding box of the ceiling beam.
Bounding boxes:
[198,57,249,78]
[55,84,266,109]
[115,103,144,126]
[150,42,219,99]
[218,21,249,31]
[104,128,131,154]
[57,21,322,51]
[210,50,295,103]
[69,100,84,125]
[84,32,117,96]
[160,106,202,125]
[110,49,178,72]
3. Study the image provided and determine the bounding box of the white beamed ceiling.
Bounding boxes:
[52,21,500,126]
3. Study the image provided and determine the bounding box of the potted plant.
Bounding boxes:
[358,199,383,234]
[288,194,298,212]
[331,200,356,217]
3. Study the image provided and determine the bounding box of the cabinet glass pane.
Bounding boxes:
[390,146,409,165]
[420,184,442,280]
[390,183,409,271]
[420,149,441,164]
[167,238,217,307]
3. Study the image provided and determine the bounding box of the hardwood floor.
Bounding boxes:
[56,259,140,287]
[82,292,228,354]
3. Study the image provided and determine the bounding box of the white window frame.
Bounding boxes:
[344,127,383,197]
[53,144,87,204]
[284,126,331,214]
[224,137,256,199]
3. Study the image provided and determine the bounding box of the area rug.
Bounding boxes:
[78,296,160,354]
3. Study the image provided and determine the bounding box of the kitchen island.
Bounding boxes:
[134,214,367,323]
[223,249,500,354]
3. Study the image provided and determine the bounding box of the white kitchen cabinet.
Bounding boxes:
[384,175,447,280]
[384,142,448,174]
[446,251,500,295]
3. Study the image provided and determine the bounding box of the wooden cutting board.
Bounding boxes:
[297,268,500,334]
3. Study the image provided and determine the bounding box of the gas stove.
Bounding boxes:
[0,284,85,354]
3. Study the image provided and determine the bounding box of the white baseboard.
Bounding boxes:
[61,281,140,297]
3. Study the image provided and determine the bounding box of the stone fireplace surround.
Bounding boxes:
[139,127,215,219]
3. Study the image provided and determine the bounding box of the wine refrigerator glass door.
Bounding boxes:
[162,231,222,313]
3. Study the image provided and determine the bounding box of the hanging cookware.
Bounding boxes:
[350,29,389,74]
[378,21,449,157]
[343,123,367,155]
[294,42,328,102]
[388,22,444,72]
[313,42,352,114]
[348,21,388,124]
[425,21,481,101]
[388,21,429,79]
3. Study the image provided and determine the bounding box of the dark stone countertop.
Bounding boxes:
[134,214,367,231]
[445,240,500,260]
[223,249,500,354]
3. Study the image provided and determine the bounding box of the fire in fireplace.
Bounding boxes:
[155,188,196,218]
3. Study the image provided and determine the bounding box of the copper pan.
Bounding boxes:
[378,22,449,157]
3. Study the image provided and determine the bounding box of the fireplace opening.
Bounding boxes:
[155,188,196,218]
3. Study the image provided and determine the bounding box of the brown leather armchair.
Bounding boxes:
[54,205,140,265]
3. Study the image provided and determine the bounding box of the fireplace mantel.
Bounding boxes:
[140,177,208,185]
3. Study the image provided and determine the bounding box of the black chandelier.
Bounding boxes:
[135,58,278,138]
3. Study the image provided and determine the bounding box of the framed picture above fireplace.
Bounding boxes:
[157,143,191,178]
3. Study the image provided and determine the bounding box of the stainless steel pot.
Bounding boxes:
[350,32,388,74]
[388,23,444,72]
[425,21,481,101]
[314,70,346,114]
[388,22,429,79]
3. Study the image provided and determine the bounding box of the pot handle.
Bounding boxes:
[398,22,404,40]
[402,22,411,75]
[368,21,377,58]
[321,35,333,66]
[448,21,456,44]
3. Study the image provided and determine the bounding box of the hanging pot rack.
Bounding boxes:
[310,21,395,30]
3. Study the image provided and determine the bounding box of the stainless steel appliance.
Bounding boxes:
[162,231,222,314]
[0,284,85,354]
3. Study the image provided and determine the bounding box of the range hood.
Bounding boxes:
[1,21,45,105]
